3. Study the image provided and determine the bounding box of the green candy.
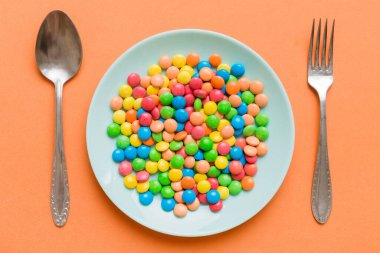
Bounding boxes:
[243,125,256,137]
[107,123,121,138]
[149,180,162,194]
[228,180,242,195]
[199,137,213,151]
[225,108,238,120]
[132,158,146,171]
[116,135,130,149]
[161,185,175,198]
[152,132,163,142]
[170,154,184,169]
[255,113,269,127]
[226,154,231,160]
[218,174,232,186]
[228,75,237,83]
[206,115,220,129]
[207,166,221,178]
[194,98,202,111]
[241,91,255,104]
[159,92,174,106]
[255,126,269,141]
[185,142,198,155]
[204,149,218,162]
[217,100,232,114]
[169,141,183,151]
[160,106,175,119]
[149,148,161,162]
[158,172,171,185]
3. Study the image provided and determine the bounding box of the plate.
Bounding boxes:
[86,29,295,237]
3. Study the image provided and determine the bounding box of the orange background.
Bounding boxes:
[1,0,380,252]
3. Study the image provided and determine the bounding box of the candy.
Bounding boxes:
[108,53,269,217]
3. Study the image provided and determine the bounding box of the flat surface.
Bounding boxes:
[86,29,294,236]
[0,0,380,251]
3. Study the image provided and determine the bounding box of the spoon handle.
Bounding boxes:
[51,81,70,226]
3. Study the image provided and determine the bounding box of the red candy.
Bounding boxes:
[184,94,195,106]
[127,73,140,87]
[151,107,160,120]
[217,142,230,155]
[176,147,188,158]
[209,200,223,212]
[235,138,247,149]
[245,155,258,164]
[231,169,245,180]
[139,112,152,126]
[172,84,185,96]
[132,86,146,98]
[185,106,194,116]
[136,170,149,182]
[184,121,194,134]
[141,96,155,111]
[244,164,258,176]
[209,89,225,102]
[191,126,205,140]
[208,178,219,190]
[193,89,207,98]
[198,193,208,204]
[189,77,203,90]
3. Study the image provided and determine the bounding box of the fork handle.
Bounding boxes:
[311,95,332,224]
[51,81,70,226]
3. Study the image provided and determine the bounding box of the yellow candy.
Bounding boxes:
[124,174,137,189]
[180,65,194,76]
[156,141,169,152]
[136,181,149,193]
[210,131,223,143]
[204,101,217,115]
[123,97,135,110]
[217,186,229,200]
[212,143,218,150]
[113,110,125,124]
[172,54,186,68]
[148,64,162,76]
[158,159,170,172]
[147,85,159,95]
[121,122,132,136]
[163,76,169,88]
[194,173,207,183]
[197,180,211,193]
[130,134,142,147]
[133,98,142,110]
[217,119,230,131]
[168,169,183,182]
[199,109,207,121]
[177,71,191,84]
[146,161,158,174]
[119,84,132,98]
[217,63,231,73]
[225,136,236,146]
[215,156,228,169]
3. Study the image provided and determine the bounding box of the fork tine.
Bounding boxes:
[308,19,315,71]
[314,19,322,69]
[321,20,328,69]
[328,19,335,71]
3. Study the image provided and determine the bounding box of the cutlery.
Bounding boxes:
[308,19,334,224]
[35,10,82,226]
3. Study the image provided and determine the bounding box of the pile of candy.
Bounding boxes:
[107,53,269,217]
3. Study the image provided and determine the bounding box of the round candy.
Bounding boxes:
[159,92,174,105]
[174,203,188,217]
[242,176,255,191]
[158,55,172,69]
[229,160,243,175]
[161,198,176,211]
[191,126,205,140]
[187,197,200,211]
[217,186,229,200]
[141,96,156,111]
[139,191,153,205]
[177,71,191,84]
[172,182,183,192]
[110,96,123,110]
[181,177,195,189]
[209,200,223,212]
[250,80,264,94]
[112,148,125,162]
[199,137,213,151]
[256,142,268,156]
[215,156,228,169]
[139,112,152,126]
[185,142,199,155]
[255,94,268,108]
[255,127,269,141]
[197,60,211,71]
[231,63,245,77]
[231,115,245,129]
[255,113,269,127]
[172,54,186,68]
[124,146,137,160]
[182,189,197,204]
[228,180,242,195]
[170,154,184,168]
[174,109,189,123]
[137,127,151,141]
[124,174,137,188]
[217,142,230,155]
[149,180,162,194]
[137,145,150,159]
[207,166,221,178]
[204,149,218,162]
[116,135,130,149]
[197,180,211,193]
[187,53,200,67]
[196,160,210,174]
[241,91,255,104]
[168,169,183,182]
[206,189,220,204]
[107,123,121,137]
[119,161,132,176]
[172,96,186,109]
[160,106,175,119]
[218,174,232,186]
[216,69,230,82]
[132,158,146,171]
[161,185,175,198]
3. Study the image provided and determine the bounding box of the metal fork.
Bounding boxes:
[308,19,335,224]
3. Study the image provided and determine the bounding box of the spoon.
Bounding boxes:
[35,10,82,226]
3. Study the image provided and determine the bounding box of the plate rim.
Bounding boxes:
[86,28,295,237]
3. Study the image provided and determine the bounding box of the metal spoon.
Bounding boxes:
[35,10,82,226]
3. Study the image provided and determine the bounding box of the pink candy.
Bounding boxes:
[191,126,205,140]
[118,161,132,176]
[139,112,152,126]
[172,84,185,96]
[189,77,202,90]
[217,142,230,156]
[209,89,224,102]
[127,73,140,87]
[136,170,149,182]
[207,178,219,190]
[132,86,146,98]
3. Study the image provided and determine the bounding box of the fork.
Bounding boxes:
[308,19,335,224]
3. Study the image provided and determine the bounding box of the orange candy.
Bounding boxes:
[174,131,187,141]
[181,176,195,189]
[131,120,140,133]
[241,176,255,191]
[255,94,268,108]
[202,82,213,93]
[148,95,160,105]
[186,53,200,67]
[256,142,268,156]
[196,160,210,174]
[226,81,241,95]
[242,114,254,126]
[199,67,213,81]
[125,109,137,123]
[209,54,222,67]
[162,131,174,142]
[184,135,195,145]
[174,191,184,203]
[190,112,204,125]
[247,103,260,116]
[211,76,225,89]
[238,77,250,91]
[184,156,195,168]
[164,119,177,133]
[250,80,264,94]
[229,94,242,107]
[162,149,175,161]
[201,123,212,136]
[143,137,155,146]
[150,120,164,133]
[171,182,183,192]
[221,125,234,139]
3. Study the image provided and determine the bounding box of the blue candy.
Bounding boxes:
[136,108,146,119]
[237,102,248,115]
[206,190,220,204]
[137,145,150,159]
[192,72,199,78]
[182,168,195,178]
[159,117,165,123]
[239,156,247,166]
[230,146,243,160]
[194,150,204,161]
[182,190,196,204]
[137,127,151,140]
[231,115,245,129]
[231,63,245,77]
[124,146,137,160]
[197,60,211,71]
[174,109,189,123]
[139,191,154,206]
[172,96,186,109]
[176,122,184,132]
[161,198,176,211]
[112,148,125,162]
[234,128,243,136]
[221,167,230,174]
[216,69,230,82]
